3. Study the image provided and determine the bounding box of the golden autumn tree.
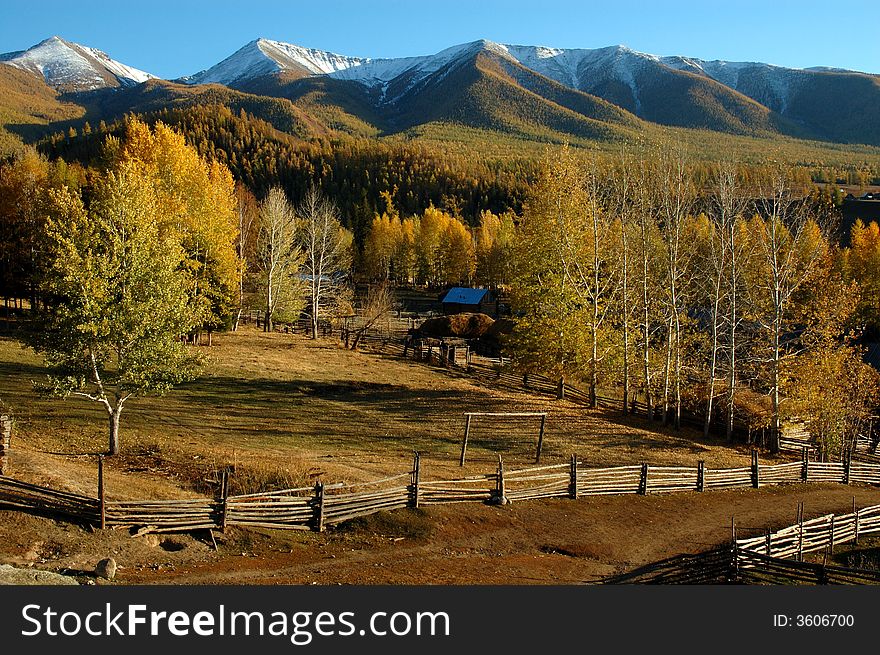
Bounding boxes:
[743,169,831,452]
[844,219,880,332]
[473,210,516,288]
[363,212,402,280]
[782,253,877,460]
[106,118,241,337]
[26,160,200,455]
[508,147,591,395]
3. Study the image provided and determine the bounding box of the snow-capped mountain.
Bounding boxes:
[184,38,369,86]
[174,37,878,144]
[0,36,153,92]
[184,37,873,115]
[1,35,877,145]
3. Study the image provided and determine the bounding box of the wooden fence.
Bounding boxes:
[736,503,880,561]
[4,449,880,535]
[606,499,880,585]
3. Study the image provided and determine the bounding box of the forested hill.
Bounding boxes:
[39,105,535,241]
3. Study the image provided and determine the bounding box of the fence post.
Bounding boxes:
[460,414,472,467]
[697,460,705,492]
[410,452,421,509]
[751,449,759,488]
[802,447,809,482]
[765,529,772,556]
[828,515,835,557]
[638,463,649,495]
[569,454,578,500]
[535,414,547,464]
[844,451,851,485]
[220,468,230,532]
[98,455,106,530]
[313,481,325,532]
[730,518,739,582]
[492,455,507,505]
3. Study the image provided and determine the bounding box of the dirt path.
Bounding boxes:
[5,483,878,585]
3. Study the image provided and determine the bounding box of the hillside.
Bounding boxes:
[0,64,84,155]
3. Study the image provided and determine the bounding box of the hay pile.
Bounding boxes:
[415,313,496,339]
[414,313,515,357]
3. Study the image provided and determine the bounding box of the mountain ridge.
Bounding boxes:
[1,35,878,147]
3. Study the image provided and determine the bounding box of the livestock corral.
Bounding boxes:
[2,326,880,585]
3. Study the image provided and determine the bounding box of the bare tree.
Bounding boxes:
[256,187,303,332]
[634,155,658,420]
[298,186,352,339]
[655,148,697,429]
[749,169,828,452]
[708,164,753,440]
[610,154,638,414]
[349,283,395,350]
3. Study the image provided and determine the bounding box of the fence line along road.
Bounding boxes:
[2,448,880,535]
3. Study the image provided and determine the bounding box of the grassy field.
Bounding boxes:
[0,325,756,499]
[4,324,880,585]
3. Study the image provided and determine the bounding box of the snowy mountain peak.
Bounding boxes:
[185,38,368,86]
[0,36,153,92]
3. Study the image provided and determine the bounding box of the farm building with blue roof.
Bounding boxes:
[440,287,497,316]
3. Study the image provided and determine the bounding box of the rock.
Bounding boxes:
[95,558,117,580]
[143,534,161,548]
[0,564,78,585]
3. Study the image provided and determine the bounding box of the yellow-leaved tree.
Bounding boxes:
[106,118,241,338]
[27,159,201,455]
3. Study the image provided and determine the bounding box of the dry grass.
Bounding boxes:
[0,325,758,497]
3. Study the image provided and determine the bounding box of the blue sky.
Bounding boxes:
[1,0,877,79]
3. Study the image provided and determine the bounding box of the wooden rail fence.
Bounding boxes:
[736,503,880,561]
[4,449,880,535]
[608,499,880,585]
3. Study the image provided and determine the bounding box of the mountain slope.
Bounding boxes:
[190,38,865,142]
[0,64,85,154]
[222,40,642,142]
[70,78,327,139]
[0,36,153,92]
[503,44,807,137]
[663,56,880,144]
[382,45,641,140]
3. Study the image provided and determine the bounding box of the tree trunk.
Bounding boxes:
[622,247,630,415]
[108,409,121,456]
[311,297,319,340]
[641,235,653,421]
[770,315,782,453]
[265,283,272,332]
[726,245,737,443]
[589,324,598,409]
[662,318,673,425]
[705,261,724,438]
[673,321,682,430]
[705,322,719,439]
